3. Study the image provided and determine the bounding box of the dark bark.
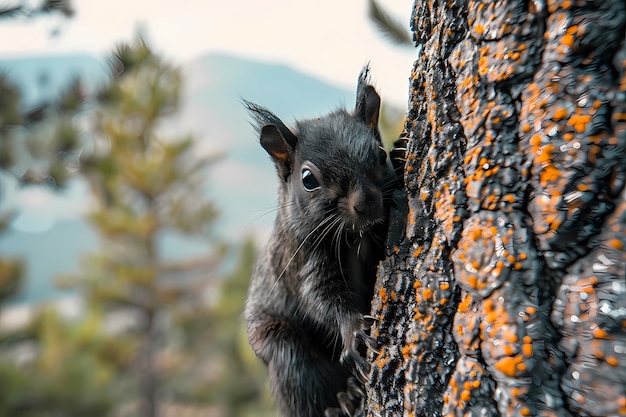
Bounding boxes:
[365,1,626,416]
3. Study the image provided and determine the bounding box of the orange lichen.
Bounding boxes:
[562,34,574,48]
[503,331,518,343]
[470,227,482,241]
[593,328,608,339]
[618,395,626,408]
[460,390,471,402]
[608,238,623,250]
[402,344,411,358]
[553,108,569,120]
[536,144,554,164]
[458,293,472,313]
[494,355,524,377]
[379,287,389,304]
[422,288,433,300]
[467,275,478,289]
[522,343,533,357]
[377,355,389,369]
[606,356,619,367]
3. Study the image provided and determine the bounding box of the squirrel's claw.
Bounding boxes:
[338,392,355,416]
[346,376,365,400]
[324,377,366,417]
[391,134,409,182]
[362,315,378,327]
[340,314,378,360]
[324,408,342,417]
[352,354,371,383]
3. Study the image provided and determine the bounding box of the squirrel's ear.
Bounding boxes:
[355,65,381,134]
[260,124,296,181]
[243,100,298,181]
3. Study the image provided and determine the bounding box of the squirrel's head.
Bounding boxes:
[245,66,392,239]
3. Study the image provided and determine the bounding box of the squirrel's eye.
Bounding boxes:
[378,145,387,165]
[301,169,320,191]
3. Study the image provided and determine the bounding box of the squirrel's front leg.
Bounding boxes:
[338,313,378,381]
[298,266,378,381]
[247,312,354,417]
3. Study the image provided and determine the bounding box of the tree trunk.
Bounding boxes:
[366,1,626,416]
[140,309,158,417]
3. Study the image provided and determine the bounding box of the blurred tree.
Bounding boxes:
[0,0,81,322]
[367,0,412,48]
[0,4,113,416]
[0,0,73,20]
[365,1,409,151]
[0,0,82,188]
[378,103,405,149]
[0,306,135,417]
[71,37,223,417]
[167,238,276,417]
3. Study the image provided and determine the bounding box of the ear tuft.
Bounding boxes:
[355,65,382,137]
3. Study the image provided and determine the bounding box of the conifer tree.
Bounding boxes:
[75,38,220,417]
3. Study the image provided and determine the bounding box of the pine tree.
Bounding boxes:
[74,38,221,417]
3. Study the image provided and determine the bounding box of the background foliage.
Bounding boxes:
[0,4,273,416]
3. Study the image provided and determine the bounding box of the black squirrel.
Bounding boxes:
[244,66,395,417]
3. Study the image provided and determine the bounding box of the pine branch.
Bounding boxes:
[367,0,412,47]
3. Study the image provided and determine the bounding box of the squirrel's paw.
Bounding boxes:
[324,377,365,417]
[339,314,377,382]
[390,134,409,179]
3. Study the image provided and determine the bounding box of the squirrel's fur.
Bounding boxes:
[245,66,394,417]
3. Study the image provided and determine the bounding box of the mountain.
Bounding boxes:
[0,53,352,304]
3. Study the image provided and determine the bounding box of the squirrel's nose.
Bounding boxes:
[351,187,382,218]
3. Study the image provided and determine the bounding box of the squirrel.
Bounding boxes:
[244,66,395,417]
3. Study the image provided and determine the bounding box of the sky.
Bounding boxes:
[0,0,416,106]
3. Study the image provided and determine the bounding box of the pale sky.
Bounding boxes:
[0,0,416,106]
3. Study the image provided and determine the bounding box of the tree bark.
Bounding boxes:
[366,1,626,416]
